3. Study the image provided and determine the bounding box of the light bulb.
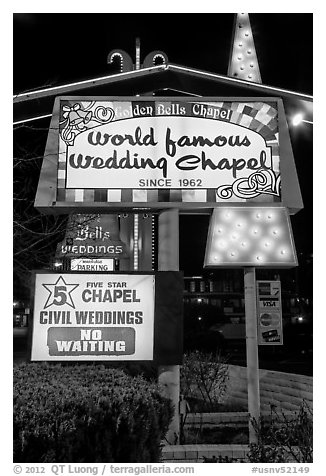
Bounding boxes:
[292,113,304,127]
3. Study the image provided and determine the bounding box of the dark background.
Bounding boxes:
[13,13,312,95]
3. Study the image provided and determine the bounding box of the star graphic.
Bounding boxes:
[42,275,79,309]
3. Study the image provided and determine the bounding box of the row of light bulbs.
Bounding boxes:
[212,249,289,263]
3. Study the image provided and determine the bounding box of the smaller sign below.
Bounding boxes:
[256,280,283,345]
[30,271,184,363]
[31,273,155,361]
[71,258,114,272]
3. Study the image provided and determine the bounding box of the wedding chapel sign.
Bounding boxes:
[35,97,302,213]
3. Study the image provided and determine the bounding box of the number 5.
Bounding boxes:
[53,286,67,305]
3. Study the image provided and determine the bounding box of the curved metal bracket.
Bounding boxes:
[143,51,169,68]
[107,49,133,72]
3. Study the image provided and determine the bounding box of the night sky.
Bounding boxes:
[13,13,313,279]
[13,13,312,95]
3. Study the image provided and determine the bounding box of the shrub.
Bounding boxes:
[14,363,173,463]
[247,402,313,463]
[180,351,229,412]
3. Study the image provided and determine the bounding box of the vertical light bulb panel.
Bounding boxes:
[227,13,262,83]
[204,207,298,268]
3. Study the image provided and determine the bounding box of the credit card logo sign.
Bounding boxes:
[257,280,283,345]
[261,328,281,343]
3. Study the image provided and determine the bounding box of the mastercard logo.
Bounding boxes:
[260,313,280,327]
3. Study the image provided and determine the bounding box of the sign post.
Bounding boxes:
[158,209,180,444]
[244,267,260,443]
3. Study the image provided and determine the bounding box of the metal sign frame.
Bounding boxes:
[35,96,302,214]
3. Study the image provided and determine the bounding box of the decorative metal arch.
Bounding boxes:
[143,51,168,68]
[107,49,133,72]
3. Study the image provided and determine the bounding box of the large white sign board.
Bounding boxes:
[51,98,285,208]
[36,96,304,213]
[31,273,155,361]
